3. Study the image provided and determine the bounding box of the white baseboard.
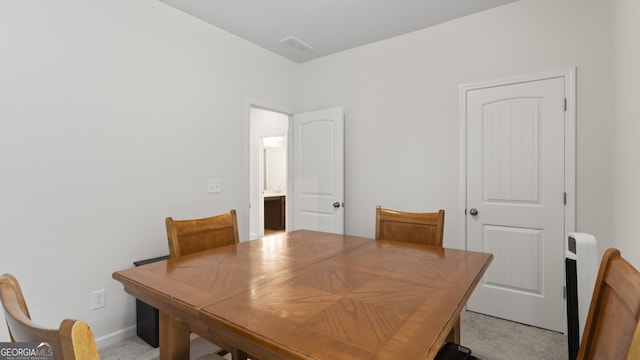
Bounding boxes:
[95,325,137,349]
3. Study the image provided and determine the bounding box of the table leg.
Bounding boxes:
[446,317,461,344]
[159,311,190,360]
[229,348,249,360]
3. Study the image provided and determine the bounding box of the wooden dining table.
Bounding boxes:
[113,230,492,360]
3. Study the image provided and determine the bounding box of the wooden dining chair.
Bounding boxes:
[375,206,445,247]
[375,206,462,354]
[0,273,100,360]
[165,209,241,360]
[577,248,640,360]
[166,209,239,258]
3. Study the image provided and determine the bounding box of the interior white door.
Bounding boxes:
[465,77,566,332]
[291,107,344,234]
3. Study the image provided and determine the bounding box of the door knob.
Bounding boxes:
[333,202,341,208]
[469,208,478,216]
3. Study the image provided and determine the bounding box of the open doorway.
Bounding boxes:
[249,107,289,240]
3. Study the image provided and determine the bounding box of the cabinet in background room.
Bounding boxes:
[264,195,285,230]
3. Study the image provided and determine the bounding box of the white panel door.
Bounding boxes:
[466,77,566,332]
[292,107,344,234]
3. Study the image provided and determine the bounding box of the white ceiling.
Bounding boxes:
[158,0,519,63]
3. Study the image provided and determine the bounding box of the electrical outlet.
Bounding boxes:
[90,289,106,310]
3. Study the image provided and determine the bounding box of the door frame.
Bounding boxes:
[246,99,293,240]
[458,68,576,331]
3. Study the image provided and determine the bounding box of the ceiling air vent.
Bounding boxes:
[279,36,314,53]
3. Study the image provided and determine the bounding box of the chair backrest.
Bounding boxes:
[578,248,640,360]
[0,274,100,360]
[375,206,445,247]
[166,209,239,258]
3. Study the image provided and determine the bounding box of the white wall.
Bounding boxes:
[294,0,617,254]
[264,146,286,193]
[0,0,295,345]
[611,0,640,266]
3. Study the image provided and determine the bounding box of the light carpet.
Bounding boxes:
[461,311,567,360]
[99,311,568,359]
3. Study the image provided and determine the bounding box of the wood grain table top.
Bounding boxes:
[113,230,492,360]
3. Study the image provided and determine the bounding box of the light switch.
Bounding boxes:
[208,178,221,193]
